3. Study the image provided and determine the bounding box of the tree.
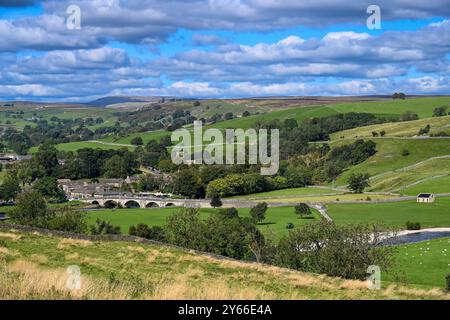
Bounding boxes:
[171,169,204,198]
[138,174,160,191]
[45,206,87,233]
[35,143,59,177]
[400,111,418,121]
[347,173,370,193]
[284,165,313,188]
[295,203,312,218]
[210,194,223,208]
[102,155,128,178]
[418,124,431,135]
[433,106,448,117]
[8,190,48,225]
[131,136,144,146]
[219,207,239,219]
[250,202,268,224]
[275,221,394,280]
[33,176,66,201]
[0,173,21,202]
[242,111,251,117]
[193,101,201,107]
[392,92,406,99]
[224,112,234,120]
[129,223,166,241]
[90,219,121,235]
[164,208,205,249]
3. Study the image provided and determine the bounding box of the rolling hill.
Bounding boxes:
[0,228,448,299]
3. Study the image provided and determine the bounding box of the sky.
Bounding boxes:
[0,0,449,101]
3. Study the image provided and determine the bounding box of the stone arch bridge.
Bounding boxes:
[79,196,260,209]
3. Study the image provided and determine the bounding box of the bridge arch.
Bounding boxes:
[145,202,159,208]
[92,200,100,206]
[165,202,176,207]
[124,200,141,208]
[104,200,118,208]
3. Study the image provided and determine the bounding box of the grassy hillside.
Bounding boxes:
[330,115,450,140]
[229,187,344,199]
[332,138,450,186]
[327,197,450,228]
[54,97,450,152]
[368,157,450,193]
[401,175,450,196]
[0,229,448,299]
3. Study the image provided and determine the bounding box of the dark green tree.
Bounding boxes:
[295,203,312,218]
[347,173,370,193]
[250,202,268,224]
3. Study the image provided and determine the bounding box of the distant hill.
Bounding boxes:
[87,96,174,108]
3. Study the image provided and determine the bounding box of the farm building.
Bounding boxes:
[416,193,435,203]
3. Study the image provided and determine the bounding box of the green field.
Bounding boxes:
[327,197,450,228]
[30,141,135,153]
[332,138,450,186]
[229,187,343,199]
[387,237,450,288]
[401,175,450,196]
[55,97,450,152]
[0,106,119,131]
[87,206,321,239]
[330,115,450,140]
[369,157,450,193]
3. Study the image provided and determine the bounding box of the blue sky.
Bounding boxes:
[0,0,449,101]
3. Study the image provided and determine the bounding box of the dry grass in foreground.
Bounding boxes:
[0,229,449,300]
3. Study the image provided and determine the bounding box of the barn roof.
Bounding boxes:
[417,193,433,198]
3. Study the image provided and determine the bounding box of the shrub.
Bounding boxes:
[129,223,165,241]
[294,203,312,218]
[131,136,144,146]
[401,149,410,156]
[45,207,88,233]
[0,239,6,247]
[405,221,421,230]
[286,223,294,229]
[250,202,268,224]
[276,221,394,280]
[210,195,223,208]
[90,219,121,235]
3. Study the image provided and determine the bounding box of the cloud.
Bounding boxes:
[0,0,449,100]
[191,34,228,46]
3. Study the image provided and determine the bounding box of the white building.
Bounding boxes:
[416,193,435,203]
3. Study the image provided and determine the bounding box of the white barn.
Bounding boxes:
[416,193,435,203]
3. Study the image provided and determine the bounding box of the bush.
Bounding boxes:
[286,223,294,229]
[275,221,394,280]
[129,223,165,241]
[405,221,421,230]
[294,203,312,218]
[45,207,88,233]
[90,219,121,235]
[250,202,268,224]
[401,149,410,156]
[0,239,6,247]
[210,194,223,208]
[131,136,144,146]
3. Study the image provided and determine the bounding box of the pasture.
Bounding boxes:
[387,237,450,288]
[87,206,321,239]
[327,197,450,228]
